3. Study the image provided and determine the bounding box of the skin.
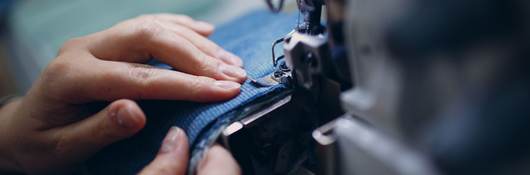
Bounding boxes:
[0,14,242,175]
[139,128,240,175]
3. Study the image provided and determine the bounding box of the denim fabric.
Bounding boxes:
[86,10,297,174]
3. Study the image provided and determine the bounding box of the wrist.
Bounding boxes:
[0,97,23,173]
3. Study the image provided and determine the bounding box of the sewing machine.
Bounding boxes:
[219,0,530,174]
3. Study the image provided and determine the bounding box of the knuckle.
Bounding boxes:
[53,132,69,156]
[175,15,193,23]
[42,60,72,86]
[134,19,164,41]
[197,56,220,74]
[203,42,222,56]
[189,76,214,97]
[45,60,69,76]
[125,64,160,99]
[170,24,186,34]
[128,65,155,81]
[39,58,83,101]
[58,37,84,55]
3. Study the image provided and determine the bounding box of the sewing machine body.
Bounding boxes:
[220,0,530,174]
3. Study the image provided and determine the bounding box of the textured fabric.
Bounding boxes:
[86,10,297,174]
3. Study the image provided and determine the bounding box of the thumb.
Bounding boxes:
[140,127,189,175]
[197,144,241,175]
[53,99,146,159]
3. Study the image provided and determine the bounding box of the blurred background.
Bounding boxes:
[0,0,268,97]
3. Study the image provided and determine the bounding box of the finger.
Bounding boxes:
[139,127,189,175]
[143,30,246,82]
[197,145,241,175]
[86,22,247,82]
[142,14,215,36]
[163,22,243,67]
[51,99,146,160]
[67,60,241,102]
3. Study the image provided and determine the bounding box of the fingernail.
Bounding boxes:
[159,127,184,154]
[214,80,241,89]
[219,64,246,79]
[217,50,243,67]
[196,21,214,30]
[116,105,136,128]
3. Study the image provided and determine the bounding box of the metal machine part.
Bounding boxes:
[251,61,292,87]
[219,88,341,175]
[218,0,347,174]
[313,116,438,175]
[220,68,343,175]
[224,0,530,174]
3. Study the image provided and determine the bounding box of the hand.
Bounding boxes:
[0,14,246,174]
[139,127,241,175]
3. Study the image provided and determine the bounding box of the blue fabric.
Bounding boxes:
[86,10,297,174]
